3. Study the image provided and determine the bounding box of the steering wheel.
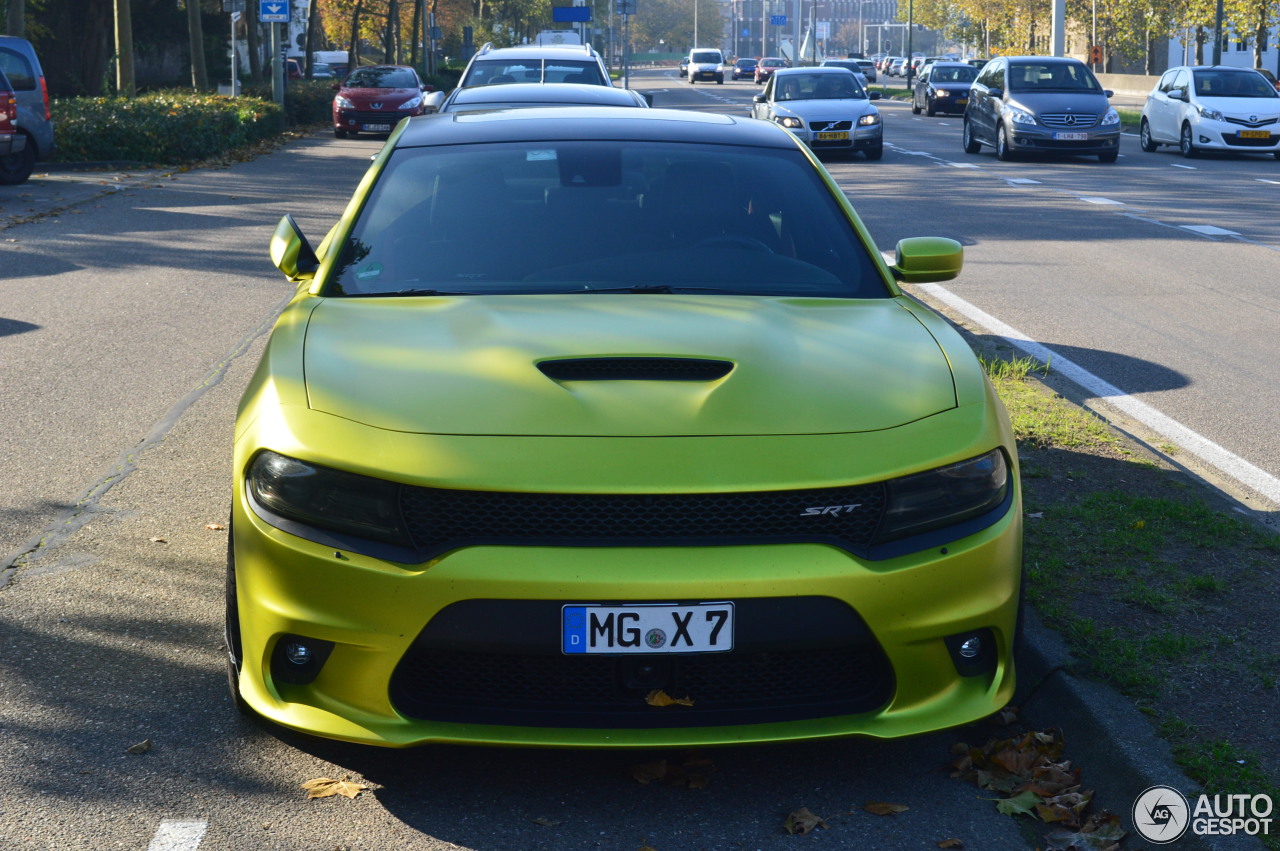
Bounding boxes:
[692,235,775,253]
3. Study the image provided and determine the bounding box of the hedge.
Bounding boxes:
[51,80,336,164]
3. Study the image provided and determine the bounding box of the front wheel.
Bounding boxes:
[995,124,1015,161]
[334,128,348,139]
[1098,149,1118,163]
[962,118,982,154]
[1179,123,1199,158]
[0,141,35,186]
[925,99,936,117]
[1139,118,1158,152]
[911,99,921,115]
[864,143,884,161]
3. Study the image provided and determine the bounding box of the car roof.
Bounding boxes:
[446,83,642,107]
[475,44,598,59]
[774,66,856,76]
[1003,56,1085,65]
[396,107,794,150]
[928,62,972,68]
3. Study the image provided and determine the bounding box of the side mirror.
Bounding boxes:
[423,90,446,112]
[987,87,1003,99]
[890,236,963,284]
[1168,87,1185,101]
[270,214,320,282]
[1103,89,1113,98]
[869,92,881,100]
[331,82,341,91]
[753,93,766,103]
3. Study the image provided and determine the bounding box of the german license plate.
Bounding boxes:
[1240,130,1270,139]
[956,98,968,105]
[816,131,849,141]
[562,603,734,654]
[1053,132,1088,140]
[363,123,392,132]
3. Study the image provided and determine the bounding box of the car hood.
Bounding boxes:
[776,98,876,118]
[929,81,973,91]
[1006,91,1110,114]
[1195,95,1280,117]
[302,295,956,436]
[338,87,420,105]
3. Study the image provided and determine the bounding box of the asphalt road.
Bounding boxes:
[0,69,1275,848]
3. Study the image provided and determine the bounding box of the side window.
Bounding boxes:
[990,61,1006,92]
[1172,69,1189,94]
[0,48,34,91]
[763,76,775,100]
[1158,70,1177,93]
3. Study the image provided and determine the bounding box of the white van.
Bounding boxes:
[687,48,724,84]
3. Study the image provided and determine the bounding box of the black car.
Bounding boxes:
[732,58,758,80]
[913,62,978,116]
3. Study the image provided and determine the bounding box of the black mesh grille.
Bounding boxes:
[537,357,734,382]
[1223,135,1277,147]
[1039,113,1100,129]
[399,483,886,556]
[388,596,894,727]
[810,120,854,131]
[349,110,406,124]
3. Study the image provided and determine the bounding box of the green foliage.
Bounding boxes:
[51,91,285,164]
[242,80,336,126]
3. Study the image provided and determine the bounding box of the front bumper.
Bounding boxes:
[334,109,419,134]
[1008,124,1120,154]
[928,94,969,114]
[793,123,882,152]
[690,69,723,82]
[1186,118,1280,152]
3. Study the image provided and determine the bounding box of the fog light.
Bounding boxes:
[959,636,982,659]
[944,628,996,677]
[284,641,313,666]
[1200,135,1210,144]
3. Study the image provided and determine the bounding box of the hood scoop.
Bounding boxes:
[537,357,734,382]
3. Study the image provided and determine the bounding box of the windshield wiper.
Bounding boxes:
[349,287,480,297]
[579,285,763,295]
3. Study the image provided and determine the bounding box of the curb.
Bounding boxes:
[1016,607,1265,849]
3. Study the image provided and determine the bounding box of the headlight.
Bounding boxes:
[777,116,804,128]
[334,95,355,110]
[858,112,880,126]
[1008,106,1037,126]
[247,451,412,547]
[874,449,1010,543]
[398,94,423,110]
[934,88,952,97]
[1195,103,1224,121]
[1101,107,1120,125]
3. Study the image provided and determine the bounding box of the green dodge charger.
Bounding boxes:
[229,106,1023,747]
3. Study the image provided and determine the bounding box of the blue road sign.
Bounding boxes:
[259,0,288,22]
[770,14,787,25]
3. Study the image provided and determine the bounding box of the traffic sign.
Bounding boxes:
[770,14,786,25]
[616,0,636,14]
[259,0,288,22]
[1089,44,1103,64]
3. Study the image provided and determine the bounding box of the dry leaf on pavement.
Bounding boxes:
[300,777,366,799]
[783,807,828,835]
[644,689,693,707]
[863,802,910,816]
[937,840,964,849]
[125,739,152,754]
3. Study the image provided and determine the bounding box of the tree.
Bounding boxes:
[115,0,137,95]
[186,0,209,89]
[7,0,25,37]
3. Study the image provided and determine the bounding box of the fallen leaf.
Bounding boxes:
[628,753,713,788]
[125,739,152,754]
[995,790,1042,818]
[1045,810,1126,850]
[937,840,964,849]
[530,817,561,826]
[992,706,1019,726]
[1026,511,1044,519]
[629,759,668,785]
[300,777,366,799]
[148,536,167,544]
[644,689,693,707]
[205,523,226,531]
[783,807,828,835]
[863,802,910,816]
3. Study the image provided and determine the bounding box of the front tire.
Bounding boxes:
[224,520,251,716]
[911,99,921,115]
[1098,149,1118,163]
[334,128,348,139]
[925,99,936,117]
[1179,123,1199,158]
[864,143,883,161]
[995,123,1015,161]
[963,118,982,154]
[1139,118,1158,152]
[0,140,35,185]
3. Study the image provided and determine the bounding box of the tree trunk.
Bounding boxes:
[1194,26,1204,65]
[6,0,24,38]
[114,0,136,96]
[1255,11,1267,70]
[304,0,319,77]
[247,20,263,83]
[409,0,421,69]
[187,0,210,90]
[349,0,363,68]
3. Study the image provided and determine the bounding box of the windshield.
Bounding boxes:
[929,65,977,83]
[327,141,885,298]
[1193,70,1279,98]
[1008,62,1100,92]
[345,67,419,88]
[691,51,721,64]
[464,59,605,86]
[775,73,866,100]
[763,59,787,68]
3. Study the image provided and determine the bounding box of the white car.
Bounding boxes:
[1140,65,1280,159]
[751,67,883,160]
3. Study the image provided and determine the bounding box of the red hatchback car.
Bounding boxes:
[754,57,788,85]
[332,65,432,138]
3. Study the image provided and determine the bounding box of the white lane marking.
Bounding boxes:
[1170,163,1196,169]
[945,161,981,168]
[1006,178,1041,184]
[917,283,1280,506]
[938,122,952,125]
[147,821,207,851]
[1078,196,1125,205]
[1182,224,1239,236]
[1257,179,1280,185]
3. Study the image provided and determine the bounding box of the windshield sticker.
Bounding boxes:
[355,262,384,281]
[527,149,558,161]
